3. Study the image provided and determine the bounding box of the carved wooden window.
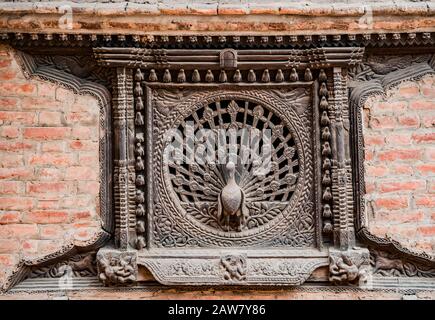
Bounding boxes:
[93,46,371,286]
[3,34,435,291]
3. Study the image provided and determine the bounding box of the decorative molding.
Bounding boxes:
[0,32,434,50]
[349,53,435,268]
[138,250,328,286]
[370,248,435,278]
[1,231,110,293]
[1,48,114,293]
[16,50,113,233]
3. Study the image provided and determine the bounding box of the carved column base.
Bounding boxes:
[96,247,138,286]
[328,248,371,287]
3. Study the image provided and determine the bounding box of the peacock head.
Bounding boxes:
[226,161,236,178]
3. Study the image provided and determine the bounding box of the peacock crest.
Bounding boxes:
[167,99,300,232]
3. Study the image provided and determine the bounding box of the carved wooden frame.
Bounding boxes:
[1,32,434,290]
[349,50,435,271]
[92,46,370,286]
[1,50,112,292]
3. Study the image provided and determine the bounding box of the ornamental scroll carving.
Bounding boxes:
[150,89,315,248]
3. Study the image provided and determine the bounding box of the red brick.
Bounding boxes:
[0,254,17,266]
[397,114,420,128]
[409,100,435,110]
[217,7,247,15]
[398,85,419,98]
[364,134,385,146]
[379,180,426,193]
[23,127,71,140]
[75,96,99,110]
[416,164,435,175]
[365,149,374,161]
[27,182,69,194]
[0,58,12,68]
[65,166,98,181]
[369,116,396,129]
[0,97,18,110]
[0,181,23,194]
[78,152,98,166]
[39,225,64,239]
[375,197,408,210]
[63,196,91,209]
[36,168,63,181]
[0,69,18,81]
[0,141,33,152]
[21,240,38,254]
[415,242,434,252]
[56,87,75,103]
[422,115,435,128]
[0,167,32,180]
[426,148,435,161]
[22,97,60,110]
[0,197,33,210]
[366,165,388,177]
[70,210,93,222]
[386,133,412,145]
[77,181,99,195]
[0,224,38,239]
[415,195,435,208]
[0,111,36,125]
[0,239,19,253]
[378,149,423,161]
[374,101,407,113]
[417,225,435,236]
[41,141,65,152]
[28,153,74,167]
[421,86,435,98]
[38,240,61,255]
[0,82,36,96]
[391,165,414,175]
[0,126,20,139]
[37,83,57,98]
[412,132,435,143]
[64,112,98,126]
[69,140,98,151]
[38,111,62,126]
[71,126,93,140]
[36,199,60,210]
[376,211,424,224]
[23,211,69,224]
[365,182,376,193]
[0,153,24,167]
[0,211,21,224]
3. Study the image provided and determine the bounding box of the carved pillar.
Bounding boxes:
[329,67,355,250]
[112,67,136,250]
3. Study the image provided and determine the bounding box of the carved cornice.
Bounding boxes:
[0,32,433,51]
[93,47,364,69]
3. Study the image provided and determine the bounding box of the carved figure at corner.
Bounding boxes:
[329,253,368,285]
[98,254,136,286]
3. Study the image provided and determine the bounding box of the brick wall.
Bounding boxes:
[364,75,435,253]
[0,45,102,283]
